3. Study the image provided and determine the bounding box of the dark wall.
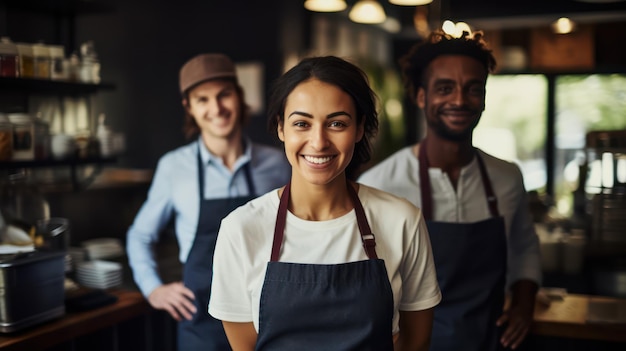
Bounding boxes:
[445,0,626,19]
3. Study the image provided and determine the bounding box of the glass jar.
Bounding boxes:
[7,113,50,160]
[32,42,50,79]
[16,43,34,78]
[48,45,66,80]
[0,37,19,78]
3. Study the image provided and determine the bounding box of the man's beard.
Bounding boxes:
[425,107,482,142]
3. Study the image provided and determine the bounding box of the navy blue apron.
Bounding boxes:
[418,143,507,351]
[178,142,257,351]
[254,181,394,351]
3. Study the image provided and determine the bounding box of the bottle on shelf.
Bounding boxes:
[96,113,113,158]
[67,52,81,82]
[79,41,101,84]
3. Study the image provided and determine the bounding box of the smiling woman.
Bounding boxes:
[277,78,363,189]
[208,55,441,351]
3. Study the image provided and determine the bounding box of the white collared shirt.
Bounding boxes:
[358,146,542,288]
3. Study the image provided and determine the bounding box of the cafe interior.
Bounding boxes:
[0,0,626,350]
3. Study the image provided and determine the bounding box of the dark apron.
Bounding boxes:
[177,143,257,351]
[254,181,394,351]
[418,143,507,351]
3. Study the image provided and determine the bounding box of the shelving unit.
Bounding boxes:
[0,0,117,191]
[0,75,117,192]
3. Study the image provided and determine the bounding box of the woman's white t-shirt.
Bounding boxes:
[208,184,441,334]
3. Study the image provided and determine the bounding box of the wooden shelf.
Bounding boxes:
[0,77,115,96]
[0,157,116,170]
[0,158,118,191]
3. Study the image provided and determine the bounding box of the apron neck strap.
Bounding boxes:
[271,182,290,262]
[418,142,500,220]
[418,143,434,220]
[475,152,499,217]
[347,182,378,259]
[271,180,378,262]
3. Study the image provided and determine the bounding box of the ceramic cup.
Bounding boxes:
[50,134,76,159]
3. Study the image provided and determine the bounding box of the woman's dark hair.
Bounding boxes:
[400,30,497,101]
[182,78,250,140]
[267,56,379,180]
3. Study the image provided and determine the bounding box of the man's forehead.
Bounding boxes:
[424,55,488,79]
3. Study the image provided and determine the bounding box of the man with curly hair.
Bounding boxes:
[359,30,541,350]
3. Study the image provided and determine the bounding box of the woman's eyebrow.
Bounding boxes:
[287,111,352,119]
[287,111,313,119]
[327,111,352,119]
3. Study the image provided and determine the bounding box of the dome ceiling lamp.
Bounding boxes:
[305,0,436,26]
[552,17,576,34]
[388,0,433,5]
[349,0,387,24]
[304,0,348,12]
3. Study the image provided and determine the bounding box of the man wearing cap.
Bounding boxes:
[126,53,290,350]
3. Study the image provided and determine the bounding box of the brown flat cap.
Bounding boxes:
[179,53,237,94]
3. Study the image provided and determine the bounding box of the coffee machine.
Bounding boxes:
[0,170,66,332]
[585,130,626,243]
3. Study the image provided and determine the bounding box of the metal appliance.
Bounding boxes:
[0,250,65,333]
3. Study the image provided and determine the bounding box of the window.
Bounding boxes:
[474,74,548,191]
[473,73,626,217]
[555,74,626,213]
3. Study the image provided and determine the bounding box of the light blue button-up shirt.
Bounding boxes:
[126,138,290,297]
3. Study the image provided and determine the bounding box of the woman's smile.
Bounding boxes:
[303,155,335,165]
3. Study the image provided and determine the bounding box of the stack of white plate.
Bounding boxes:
[75,260,123,289]
[81,238,124,260]
[66,247,88,273]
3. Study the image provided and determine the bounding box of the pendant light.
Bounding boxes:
[552,17,576,34]
[349,0,387,24]
[442,20,473,38]
[304,0,348,12]
[388,0,433,5]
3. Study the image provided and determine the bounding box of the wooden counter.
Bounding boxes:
[0,289,150,351]
[531,293,626,343]
[1,289,624,349]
